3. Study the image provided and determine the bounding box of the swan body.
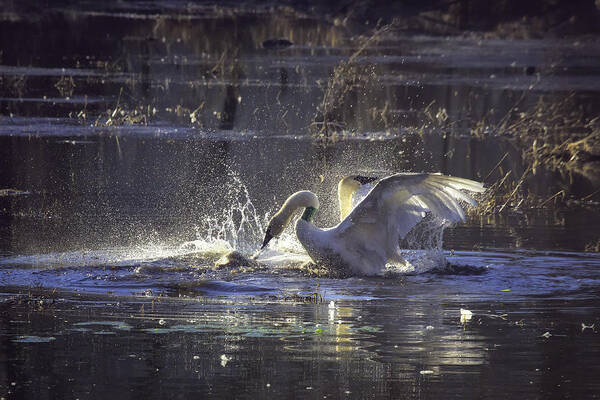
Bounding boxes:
[261,173,485,276]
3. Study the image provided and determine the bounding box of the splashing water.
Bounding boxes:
[179,173,460,274]
[1,172,457,276]
[387,216,451,274]
[180,172,309,267]
[192,174,269,254]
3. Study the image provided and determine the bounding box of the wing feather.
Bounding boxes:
[334,173,484,264]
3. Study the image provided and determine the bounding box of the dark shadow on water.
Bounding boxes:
[427,263,490,275]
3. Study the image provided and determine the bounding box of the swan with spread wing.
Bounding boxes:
[261,173,484,276]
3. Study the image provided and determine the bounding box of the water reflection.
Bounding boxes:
[1,3,600,399]
[2,288,599,398]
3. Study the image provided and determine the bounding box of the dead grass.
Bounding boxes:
[54,75,76,97]
[311,23,394,144]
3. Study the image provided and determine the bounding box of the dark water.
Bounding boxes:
[1,2,600,399]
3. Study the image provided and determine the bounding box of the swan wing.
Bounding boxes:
[335,173,484,264]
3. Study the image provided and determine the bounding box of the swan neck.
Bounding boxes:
[275,190,319,230]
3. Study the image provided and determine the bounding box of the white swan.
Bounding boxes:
[261,173,485,276]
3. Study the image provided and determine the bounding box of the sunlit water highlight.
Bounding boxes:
[1,179,598,303]
[2,7,600,397]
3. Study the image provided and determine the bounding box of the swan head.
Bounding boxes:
[261,214,285,249]
[261,191,319,249]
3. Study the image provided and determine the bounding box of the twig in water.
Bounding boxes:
[498,167,531,213]
[582,187,600,201]
[539,190,565,207]
[484,152,509,182]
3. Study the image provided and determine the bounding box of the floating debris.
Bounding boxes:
[581,323,595,332]
[460,308,473,323]
[220,354,231,367]
[541,331,552,339]
[419,370,434,375]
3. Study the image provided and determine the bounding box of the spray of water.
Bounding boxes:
[180,172,308,267]
[1,171,454,276]
[196,175,268,253]
[176,171,455,275]
[386,216,451,274]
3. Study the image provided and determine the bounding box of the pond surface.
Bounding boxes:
[1,2,600,399]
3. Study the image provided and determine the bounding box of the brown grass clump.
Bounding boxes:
[584,239,600,252]
[469,93,600,215]
[91,88,150,127]
[486,93,599,171]
[54,75,76,97]
[311,23,394,143]
[94,104,151,127]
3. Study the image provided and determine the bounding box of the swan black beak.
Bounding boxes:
[261,227,273,249]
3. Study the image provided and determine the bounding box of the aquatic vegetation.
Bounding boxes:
[74,321,133,331]
[469,94,600,217]
[311,23,393,143]
[11,335,56,343]
[93,89,151,127]
[0,291,58,312]
[54,75,76,97]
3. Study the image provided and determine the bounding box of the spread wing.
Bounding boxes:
[337,175,379,221]
[334,173,484,264]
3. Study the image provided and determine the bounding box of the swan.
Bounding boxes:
[261,173,485,276]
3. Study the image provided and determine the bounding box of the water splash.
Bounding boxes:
[0,172,457,278]
[182,172,270,254]
[350,185,451,275]
[387,216,451,274]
